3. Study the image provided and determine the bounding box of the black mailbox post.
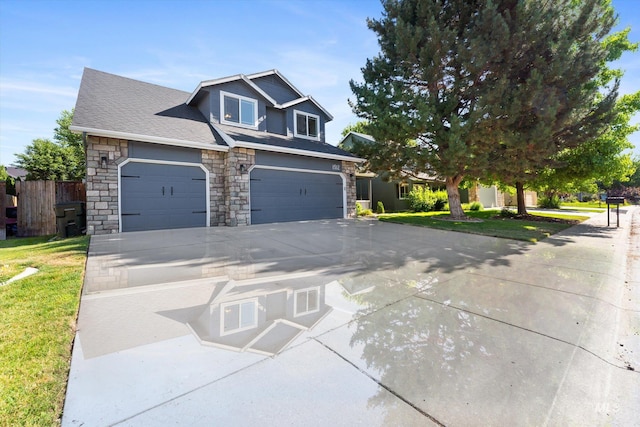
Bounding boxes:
[606,197,624,227]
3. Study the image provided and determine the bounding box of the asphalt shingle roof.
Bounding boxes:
[216,123,358,158]
[72,68,357,160]
[72,68,224,147]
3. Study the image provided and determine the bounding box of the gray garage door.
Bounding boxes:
[250,168,343,224]
[121,162,207,232]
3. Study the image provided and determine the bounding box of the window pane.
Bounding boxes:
[296,291,307,314]
[240,99,255,126]
[223,304,240,332]
[224,96,239,123]
[296,113,307,136]
[308,290,319,311]
[308,116,318,137]
[240,301,255,328]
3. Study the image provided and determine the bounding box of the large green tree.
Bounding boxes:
[482,2,625,214]
[529,29,639,199]
[350,0,619,219]
[350,0,509,219]
[15,109,85,181]
[15,138,69,181]
[54,109,85,180]
[532,92,639,198]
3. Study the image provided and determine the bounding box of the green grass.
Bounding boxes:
[560,201,608,210]
[379,210,588,242]
[0,235,89,426]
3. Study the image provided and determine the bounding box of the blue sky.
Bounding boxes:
[1,0,638,166]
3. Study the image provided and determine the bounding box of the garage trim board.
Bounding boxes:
[118,158,211,232]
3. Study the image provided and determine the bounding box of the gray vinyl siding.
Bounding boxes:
[287,101,326,142]
[371,178,410,212]
[129,141,202,163]
[251,75,300,104]
[266,107,286,136]
[208,82,268,131]
[195,91,211,123]
[255,151,340,172]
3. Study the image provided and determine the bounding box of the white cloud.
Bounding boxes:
[0,79,78,98]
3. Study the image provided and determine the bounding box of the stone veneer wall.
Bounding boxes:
[202,150,227,226]
[86,136,128,235]
[342,160,357,219]
[224,148,255,226]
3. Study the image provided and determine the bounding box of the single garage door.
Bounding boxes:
[250,168,343,224]
[120,162,207,232]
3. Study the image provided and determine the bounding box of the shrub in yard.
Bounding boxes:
[356,202,364,216]
[376,201,385,214]
[408,186,434,212]
[469,201,484,211]
[538,194,561,209]
[433,190,448,211]
[500,207,517,218]
[362,208,374,216]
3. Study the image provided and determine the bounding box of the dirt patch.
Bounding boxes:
[492,213,579,225]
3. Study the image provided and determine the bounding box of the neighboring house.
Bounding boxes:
[71,68,363,234]
[5,167,27,181]
[341,131,537,211]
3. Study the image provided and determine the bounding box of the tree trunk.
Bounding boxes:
[516,181,527,215]
[446,175,466,220]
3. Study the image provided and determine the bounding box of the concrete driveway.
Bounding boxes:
[63,209,639,426]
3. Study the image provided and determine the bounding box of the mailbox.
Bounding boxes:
[605,197,624,227]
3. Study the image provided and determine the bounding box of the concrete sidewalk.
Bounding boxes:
[63,207,639,426]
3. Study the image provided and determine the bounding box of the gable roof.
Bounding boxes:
[71,68,360,162]
[186,69,333,120]
[71,68,228,151]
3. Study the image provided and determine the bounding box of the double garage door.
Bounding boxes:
[250,168,344,225]
[120,162,207,232]
[120,163,344,231]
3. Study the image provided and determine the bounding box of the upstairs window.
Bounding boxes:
[220,299,258,335]
[294,287,320,317]
[221,91,257,128]
[294,110,319,140]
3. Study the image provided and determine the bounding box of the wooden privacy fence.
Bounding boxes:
[15,181,86,237]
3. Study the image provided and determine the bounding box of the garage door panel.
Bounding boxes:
[121,162,207,232]
[250,169,343,225]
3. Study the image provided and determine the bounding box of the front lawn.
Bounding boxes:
[0,235,89,426]
[560,201,608,210]
[378,210,588,242]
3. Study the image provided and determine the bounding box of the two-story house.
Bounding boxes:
[71,68,363,234]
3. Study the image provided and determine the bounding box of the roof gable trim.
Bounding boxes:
[186,73,278,106]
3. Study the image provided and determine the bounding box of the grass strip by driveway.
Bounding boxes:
[0,235,89,427]
[378,210,588,242]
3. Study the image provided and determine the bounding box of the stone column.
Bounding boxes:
[224,148,255,226]
[85,136,127,234]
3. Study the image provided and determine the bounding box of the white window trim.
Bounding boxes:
[293,109,320,141]
[220,90,258,129]
[398,183,409,200]
[220,298,259,336]
[293,287,320,317]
